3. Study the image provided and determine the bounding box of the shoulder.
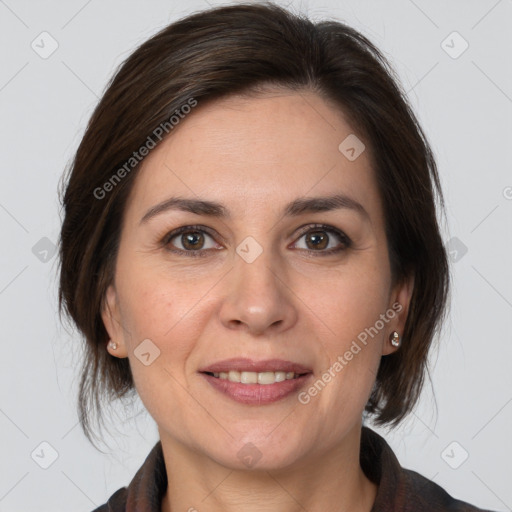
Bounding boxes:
[399,468,495,511]
[89,440,166,512]
[90,486,128,511]
[361,427,496,512]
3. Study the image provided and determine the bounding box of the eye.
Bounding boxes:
[163,225,222,256]
[161,223,351,257]
[292,224,351,255]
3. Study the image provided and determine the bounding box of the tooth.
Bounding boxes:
[258,371,276,385]
[240,371,258,384]
[228,370,241,383]
[212,370,299,384]
[274,371,286,382]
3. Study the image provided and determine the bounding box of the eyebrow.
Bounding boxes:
[139,193,369,225]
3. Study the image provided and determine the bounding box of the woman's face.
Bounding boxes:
[102,90,412,470]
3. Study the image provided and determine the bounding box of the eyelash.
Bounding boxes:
[161,223,352,258]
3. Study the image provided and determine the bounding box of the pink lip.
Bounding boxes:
[200,372,313,405]
[198,357,312,374]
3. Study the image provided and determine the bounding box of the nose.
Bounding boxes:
[218,246,298,336]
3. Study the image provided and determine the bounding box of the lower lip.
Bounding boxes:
[200,372,313,405]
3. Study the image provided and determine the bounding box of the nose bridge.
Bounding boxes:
[233,237,282,303]
[219,236,297,334]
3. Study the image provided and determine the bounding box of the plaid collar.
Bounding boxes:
[96,427,489,512]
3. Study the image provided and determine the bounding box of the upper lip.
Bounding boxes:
[199,358,312,374]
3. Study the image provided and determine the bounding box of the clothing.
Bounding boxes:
[92,427,494,511]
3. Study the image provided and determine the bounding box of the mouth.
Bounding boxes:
[198,357,312,375]
[201,370,309,384]
[198,358,313,405]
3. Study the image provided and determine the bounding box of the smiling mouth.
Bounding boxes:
[202,370,309,384]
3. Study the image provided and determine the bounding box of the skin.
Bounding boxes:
[101,89,414,512]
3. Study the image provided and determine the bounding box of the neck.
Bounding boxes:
[160,425,377,512]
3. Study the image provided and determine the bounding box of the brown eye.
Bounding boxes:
[293,225,351,254]
[164,226,221,254]
[180,231,205,250]
[304,231,329,250]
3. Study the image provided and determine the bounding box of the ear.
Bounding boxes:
[101,283,128,358]
[381,272,415,356]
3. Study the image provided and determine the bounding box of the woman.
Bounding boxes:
[58,3,494,511]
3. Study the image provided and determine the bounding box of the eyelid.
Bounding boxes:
[162,224,221,247]
[160,225,221,258]
[290,223,352,249]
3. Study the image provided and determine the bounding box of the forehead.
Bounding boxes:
[124,90,381,223]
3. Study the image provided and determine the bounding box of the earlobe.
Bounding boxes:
[101,284,128,358]
[395,273,415,331]
[101,284,118,340]
[382,273,415,355]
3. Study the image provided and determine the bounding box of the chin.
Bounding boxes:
[203,431,307,472]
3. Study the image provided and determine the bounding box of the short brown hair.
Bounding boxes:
[58,2,449,444]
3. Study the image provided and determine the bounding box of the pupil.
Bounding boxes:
[307,231,327,250]
[183,232,203,249]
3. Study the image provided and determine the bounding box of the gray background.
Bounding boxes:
[0,0,511,510]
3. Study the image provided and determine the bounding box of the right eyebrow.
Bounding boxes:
[140,197,230,225]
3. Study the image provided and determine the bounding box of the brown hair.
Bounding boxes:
[58,2,449,445]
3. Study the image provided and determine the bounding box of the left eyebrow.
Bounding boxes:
[283,194,369,221]
[139,193,369,225]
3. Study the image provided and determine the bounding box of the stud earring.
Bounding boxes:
[389,331,401,348]
[108,340,118,350]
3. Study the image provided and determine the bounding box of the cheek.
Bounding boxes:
[116,272,210,432]
[115,263,217,394]
[303,263,389,406]
[116,257,212,341]
[309,259,390,341]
